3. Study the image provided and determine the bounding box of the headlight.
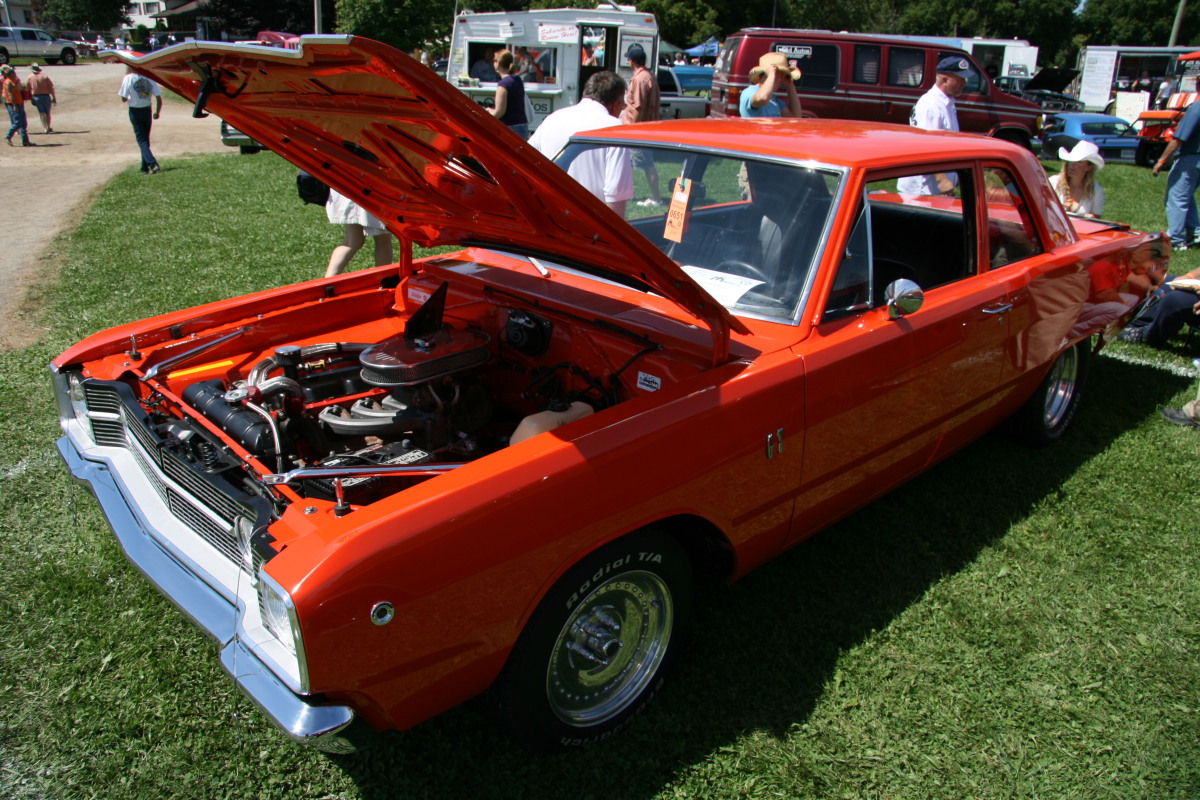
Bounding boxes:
[258,572,301,655]
[67,371,90,422]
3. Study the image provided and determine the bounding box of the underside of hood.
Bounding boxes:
[106,36,747,356]
[1026,67,1079,94]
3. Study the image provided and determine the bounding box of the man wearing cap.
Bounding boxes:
[26,63,56,134]
[621,43,663,206]
[1152,98,1200,250]
[740,52,802,118]
[896,56,973,196]
[2,64,33,146]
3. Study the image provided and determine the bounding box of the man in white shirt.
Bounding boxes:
[896,56,972,196]
[529,71,633,216]
[117,66,163,174]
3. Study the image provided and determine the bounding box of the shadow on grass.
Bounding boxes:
[326,355,1193,799]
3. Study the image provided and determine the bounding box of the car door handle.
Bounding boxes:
[982,303,1013,314]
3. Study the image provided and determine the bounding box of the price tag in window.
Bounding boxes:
[663,177,693,243]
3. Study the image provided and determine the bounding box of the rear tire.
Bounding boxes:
[61,49,77,65]
[487,529,694,752]
[1010,340,1090,446]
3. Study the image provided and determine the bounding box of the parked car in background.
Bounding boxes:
[657,65,709,119]
[711,29,1044,150]
[57,37,1167,754]
[1041,112,1141,163]
[995,68,1084,113]
[671,63,713,93]
[0,26,80,64]
[219,119,264,154]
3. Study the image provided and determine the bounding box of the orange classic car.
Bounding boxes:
[55,37,1167,752]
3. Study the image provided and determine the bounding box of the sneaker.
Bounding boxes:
[1160,407,1199,427]
[21,140,34,146]
[148,165,161,174]
[1117,325,1148,344]
[1172,241,1190,251]
[4,137,11,146]
[637,197,664,207]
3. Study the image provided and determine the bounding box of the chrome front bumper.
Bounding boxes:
[56,436,355,748]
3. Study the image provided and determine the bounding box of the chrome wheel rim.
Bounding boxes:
[1043,347,1079,429]
[546,569,673,726]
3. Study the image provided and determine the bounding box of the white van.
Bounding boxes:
[448,6,660,130]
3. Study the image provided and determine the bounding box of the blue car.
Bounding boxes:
[1041,113,1141,163]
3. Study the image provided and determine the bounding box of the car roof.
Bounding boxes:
[588,117,1029,169]
[1049,112,1130,125]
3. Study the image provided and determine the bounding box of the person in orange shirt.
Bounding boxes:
[2,64,33,146]
[25,63,56,134]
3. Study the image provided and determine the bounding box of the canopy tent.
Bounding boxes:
[1179,50,1200,61]
[685,36,720,57]
[660,40,685,57]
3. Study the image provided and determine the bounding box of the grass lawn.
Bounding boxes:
[1,149,1198,800]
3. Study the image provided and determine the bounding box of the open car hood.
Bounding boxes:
[1025,68,1079,94]
[106,36,748,356]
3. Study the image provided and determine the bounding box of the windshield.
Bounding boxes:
[555,143,842,323]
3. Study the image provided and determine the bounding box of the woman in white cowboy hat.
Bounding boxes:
[1050,138,1106,218]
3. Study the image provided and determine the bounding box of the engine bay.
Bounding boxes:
[114,275,707,513]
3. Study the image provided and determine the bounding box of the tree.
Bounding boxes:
[335,0,458,51]
[37,0,128,31]
[1078,0,1200,48]
[199,0,338,37]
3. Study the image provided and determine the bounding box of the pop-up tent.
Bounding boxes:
[685,36,720,57]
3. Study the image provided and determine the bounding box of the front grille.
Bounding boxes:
[83,380,270,576]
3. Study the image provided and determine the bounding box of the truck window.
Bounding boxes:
[774,42,838,92]
[855,45,881,84]
[21,29,39,41]
[888,47,925,87]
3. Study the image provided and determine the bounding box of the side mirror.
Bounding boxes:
[885,278,924,319]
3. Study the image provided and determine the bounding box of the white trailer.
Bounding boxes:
[1074,45,1198,111]
[448,6,660,131]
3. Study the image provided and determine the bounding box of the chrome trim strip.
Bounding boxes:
[56,436,355,745]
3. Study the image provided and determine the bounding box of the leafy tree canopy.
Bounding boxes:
[199,0,338,38]
[36,0,128,32]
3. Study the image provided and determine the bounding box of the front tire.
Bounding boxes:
[488,529,694,752]
[1010,340,1090,446]
[239,145,262,155]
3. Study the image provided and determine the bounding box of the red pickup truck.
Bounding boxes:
[56,37,1166,753]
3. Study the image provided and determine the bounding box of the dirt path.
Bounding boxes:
[0,61,228,350]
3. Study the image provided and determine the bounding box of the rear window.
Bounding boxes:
[0,30,9,40]
[773,42,838,91]
[713,36,741,75]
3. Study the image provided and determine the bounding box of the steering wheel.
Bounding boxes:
[715,260,770,285]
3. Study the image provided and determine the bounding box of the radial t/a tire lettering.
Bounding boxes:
[487,528,694,752]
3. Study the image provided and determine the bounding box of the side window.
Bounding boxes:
[21,29,38,41]
[983,166,1043,269]
[774,42,838,91]
[888,47,925,87]
[938,51,984,93]
[855,45,881,84]
[826,169,977,320]
[0,30,10,40]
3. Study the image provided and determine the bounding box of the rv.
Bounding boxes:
[448,6,660,130]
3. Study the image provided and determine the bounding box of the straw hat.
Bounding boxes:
[750,52,801,82]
